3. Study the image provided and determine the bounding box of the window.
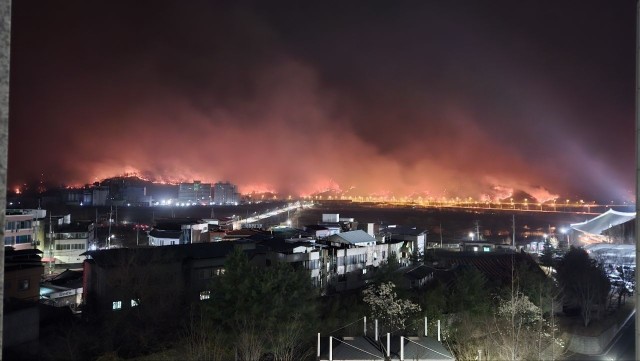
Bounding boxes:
[199,269,212,279]
[199,291,210,300]
[6,221,14,230]
[4,236,13,245]
[113,301,122,310]
[16,235,31,244]
[483,247,491,252]
[131,299,139,307]
[18,279,29,291]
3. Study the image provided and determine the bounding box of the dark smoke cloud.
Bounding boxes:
[8,1,636,202]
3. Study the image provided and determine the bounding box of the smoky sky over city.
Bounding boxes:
[8,1,637,202]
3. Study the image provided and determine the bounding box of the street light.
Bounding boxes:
[560,228,569,247]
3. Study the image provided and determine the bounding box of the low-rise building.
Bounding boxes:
[48,221,94,265]
[148,219,210,246]
[5,247,44,301]
[40,269,83,313]
[82,241,256,310]
[382,225,428,254]
[328,230,378,247]
[257,238,322,286]
[459,240,495,252]
[304,225,331,239]
[394,265,436,289]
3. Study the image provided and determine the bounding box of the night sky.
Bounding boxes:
[8,1,637,202]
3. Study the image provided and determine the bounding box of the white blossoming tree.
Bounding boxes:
[492,291,544,360]
[362,282,421,334]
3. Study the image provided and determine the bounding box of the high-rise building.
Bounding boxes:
[213,181,240,205]
[178,181,212,205]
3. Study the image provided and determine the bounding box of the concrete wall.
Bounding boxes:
[3,305,39,350]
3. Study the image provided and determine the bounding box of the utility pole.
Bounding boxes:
[512,215,516,248]
[439,222,443,248]
[0,0,12,352]
[108,205,113,248]
[635,1,640,358]
[49,213,53,274]
[136,222,139,246]
[473,220,481,241]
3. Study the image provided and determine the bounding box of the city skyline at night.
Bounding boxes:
[8,1,637,203]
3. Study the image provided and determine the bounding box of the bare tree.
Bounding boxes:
[267,312,314,361]
[180,305,231,361]
[234,316,266,361]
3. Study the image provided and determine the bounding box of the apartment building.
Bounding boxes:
[5,209,46,251]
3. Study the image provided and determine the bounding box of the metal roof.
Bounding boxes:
[388,336,454,361]
[318,336,454,361]
[330,230,378,245]
[583,243,635,260]
[570,209,635,235]
[319,336,385,361]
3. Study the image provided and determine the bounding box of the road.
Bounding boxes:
[231,202,302,230]
[568,316,635,361]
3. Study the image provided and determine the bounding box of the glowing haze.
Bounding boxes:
[8,1,636,202]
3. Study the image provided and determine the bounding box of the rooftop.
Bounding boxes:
[257,238,314,253]
[318,336,453,361]
[330,230,378,246]
[382,226,428,236]
[570,209,635,235]
[82,240,255,267]
[148,229,182,239]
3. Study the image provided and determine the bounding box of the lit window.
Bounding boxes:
[112,301,122,310]
[199,291,210,301]
[473,247,478,252]
[131,299,139,307]
[18,279,29,291]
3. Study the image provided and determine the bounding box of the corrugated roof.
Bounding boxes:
[388,336,454,360]
[319,337,385,360]
[405,265,435,281]
[570,209,635,235]
[331,230,377,245]
[318,336,453,361]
